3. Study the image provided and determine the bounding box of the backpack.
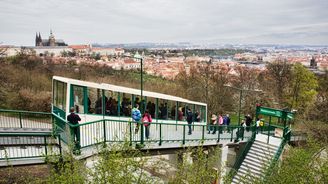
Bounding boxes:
[259,121,264,127]
[142,115,149,123]
[142,114,152,126]
[132,108,141,121]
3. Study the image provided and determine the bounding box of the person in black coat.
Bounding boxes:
[186,108,193,135]
[245,114,253,132]
[67,107,81,152]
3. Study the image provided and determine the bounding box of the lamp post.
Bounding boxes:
[134,53,144,113]
[224,84,262,125]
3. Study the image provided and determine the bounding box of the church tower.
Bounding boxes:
[35,32,43,46]
[49,30,56,46]
[35,32,38,46]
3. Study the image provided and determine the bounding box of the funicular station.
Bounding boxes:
[0,76,298,183]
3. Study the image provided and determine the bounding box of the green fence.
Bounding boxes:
[0,132,62,160]
[263,127,291,181]
[229,125,257,178]
[53,115,254,151]
[0,109,52,129]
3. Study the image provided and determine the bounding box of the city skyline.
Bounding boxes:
[0,0,328,46]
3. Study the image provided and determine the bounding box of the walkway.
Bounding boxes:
[0,111,252,166]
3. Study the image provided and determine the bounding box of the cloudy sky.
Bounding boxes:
[0,0,327,46]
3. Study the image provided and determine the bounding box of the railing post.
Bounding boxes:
[230,127,233,142]
[51,114,54,132]
[44,136,48,156]
[217,125,220,142]
[129,121,132,146]
[19,112,23,128]
[183,125,186,145]
[58,134,62,157]
[103,120,106,143]
[159,123,162,146]
[267,117,271,144]
[202,125,204,140]
[140,122,144,145]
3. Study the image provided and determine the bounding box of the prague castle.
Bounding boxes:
[35,30,67,46]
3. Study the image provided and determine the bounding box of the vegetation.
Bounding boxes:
[170,146,220,183]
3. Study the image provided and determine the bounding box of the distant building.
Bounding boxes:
[35,30,67,46]
[92,47,124,56]
[310,56,317,68]
[32,46,72,57]
[0,45,20,57]
[69,45,92,56]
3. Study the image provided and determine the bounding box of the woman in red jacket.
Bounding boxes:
[142,110,152,139]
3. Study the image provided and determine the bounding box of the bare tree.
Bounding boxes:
[266,61,292,107]
[0,42,8,57]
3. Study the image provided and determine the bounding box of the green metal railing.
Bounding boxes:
[0,132,62,160]
[229,125,257,178]
[229,124,292,181]
[263,127,291,181]
[0,109,52,129]
[52,115,253,152]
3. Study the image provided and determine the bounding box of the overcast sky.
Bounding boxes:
[0,0,327,46]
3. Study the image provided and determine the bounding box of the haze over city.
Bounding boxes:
[1,0,328,46]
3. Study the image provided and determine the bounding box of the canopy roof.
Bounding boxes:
[53,76,207,106]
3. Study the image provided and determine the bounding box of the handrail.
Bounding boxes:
[0,132,62,161]
[0,109,51,115]
[52,112,71,125]
[229,125,256,178]
[263,128,291,181]
[0,109,52,129]
[0,132,53,136]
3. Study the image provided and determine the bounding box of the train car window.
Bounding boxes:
[71,85,84,113]
[104,90,119,116]
[120,93,132,117]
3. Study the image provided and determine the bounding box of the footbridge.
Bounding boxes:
[0,107,300,183]
[0,109,253,164]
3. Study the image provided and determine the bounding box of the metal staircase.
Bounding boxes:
[231,134,282,184]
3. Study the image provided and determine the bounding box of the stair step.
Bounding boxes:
[234,171,258,183]
[232,175,243,184]
[252,142,278,152]
[243,157,268,169]
[239,163,264,176]
[248,149,274,159]
[254,140,280,150]
[240,164,264,176]
[246,153,271,164]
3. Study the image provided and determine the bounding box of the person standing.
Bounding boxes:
[67,107,81,153]
[178,107,184,121]
[186,108,193,135]
[142,110,152,139]
[245,114,253,132]
[235,120,246,142]
[218,114,223,134]
[210,114,218,134]
[132,104,141,134]
[226,114,231,133]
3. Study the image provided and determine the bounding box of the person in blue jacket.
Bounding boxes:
[132,104,141,133]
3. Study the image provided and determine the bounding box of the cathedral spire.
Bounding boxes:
[35,32,39,46]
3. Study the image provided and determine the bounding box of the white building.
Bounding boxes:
[32,46,73,57]
[92,47,125,56]
[0,46,21,57]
